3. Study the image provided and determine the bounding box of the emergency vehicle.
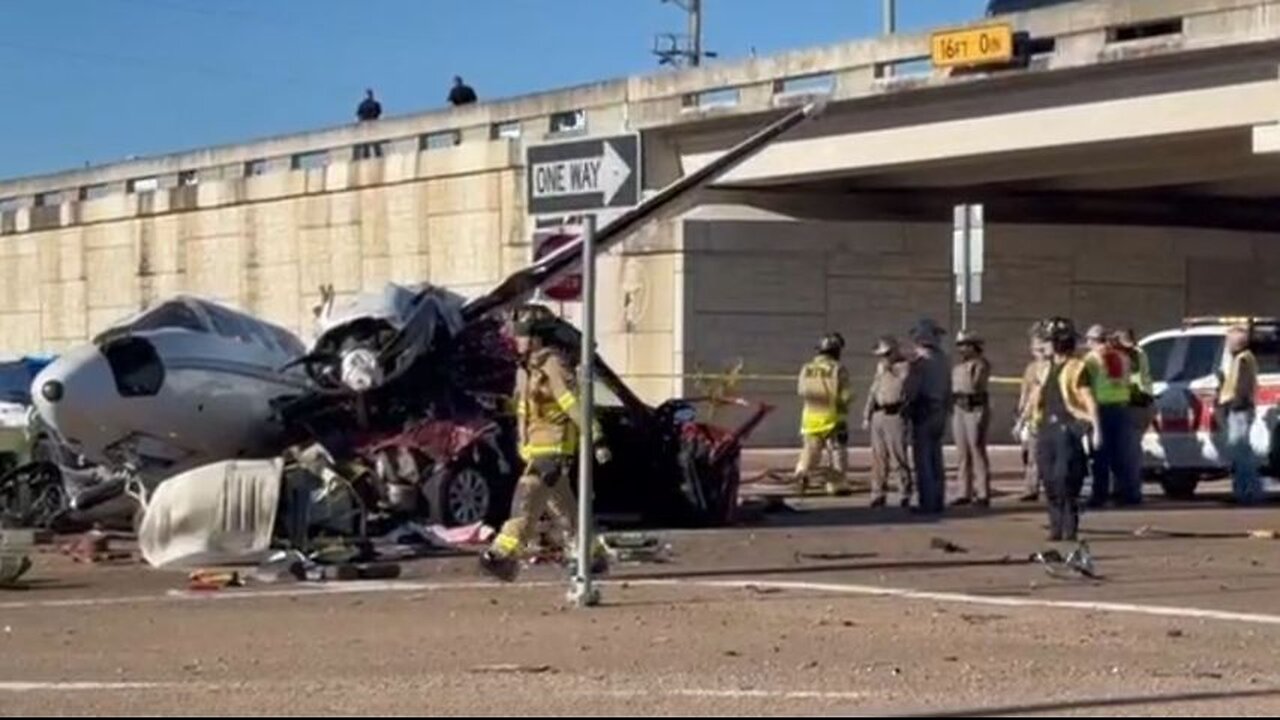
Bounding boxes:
[1139,317,1280,498]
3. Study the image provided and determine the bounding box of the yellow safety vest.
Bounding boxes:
[1129,347,1153,395]
[1220,350,1258,407]
[1031,357,1093,426]
[1087,348,1132,406]
[798,354,850,436]
[514,348,600,461]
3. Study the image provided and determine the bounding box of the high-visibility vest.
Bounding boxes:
[1031,357,1093,426]
[1220,350,1258,407]
[797,354,850,436]
[1129,347,1153,395]
[1087,348,1132,406]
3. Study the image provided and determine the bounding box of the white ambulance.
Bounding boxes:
[1139,317,1280,498]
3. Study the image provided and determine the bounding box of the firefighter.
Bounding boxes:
[951,330,992,507]
[1031,317,1101,542]
[793,332,852,496]
[1218,324,1260,504]
[1016,323,1052,502]
[480,306,609,582]
[906,318,951,515]
[1084,324,1138,506]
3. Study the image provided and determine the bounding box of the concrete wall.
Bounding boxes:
[683,209,1280,446]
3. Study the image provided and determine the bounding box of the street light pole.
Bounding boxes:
[689,0,703,66]
[883,0,897,34]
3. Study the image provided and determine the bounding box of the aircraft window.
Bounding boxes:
[271,327,305,356]
[203,304,259,346]
[128,302,207,334]
[103,337,165,397]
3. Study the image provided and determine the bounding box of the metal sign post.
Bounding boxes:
[572,217,600,608]
[953,203,984,331]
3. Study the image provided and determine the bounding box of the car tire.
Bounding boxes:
[435,451,515,529]
[1159,474,1200,500]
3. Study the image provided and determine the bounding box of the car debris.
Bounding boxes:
[1030,542,1099,580]
[13,105,820,555]
[930,537,969,554]
[601,533,673,564]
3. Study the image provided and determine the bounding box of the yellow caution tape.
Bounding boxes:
[618,372,1025,387]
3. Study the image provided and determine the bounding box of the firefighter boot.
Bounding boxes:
[478,550,520,583]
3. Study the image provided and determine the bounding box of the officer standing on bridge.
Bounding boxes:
[480,305,610,582]
[864,336,913,508]
[1032,317,1102,542]
[793,333,852,496]
[906,318,951,515]
[951,330,992,508]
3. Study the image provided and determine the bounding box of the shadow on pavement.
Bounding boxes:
[913,687,1280,717]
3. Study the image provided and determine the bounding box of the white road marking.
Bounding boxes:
[587,688,868,701]
[0,681,174,692]
[5,575,1280,627]
[632,578,1280,626]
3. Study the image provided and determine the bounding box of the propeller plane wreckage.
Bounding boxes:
[1,103,823,569]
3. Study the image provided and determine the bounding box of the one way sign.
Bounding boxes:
[527,134,641,215]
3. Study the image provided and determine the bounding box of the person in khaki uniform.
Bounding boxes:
[950,330,992,508]
[1016,324,1051,502]
[793,333,852,496]
[1218,324,1260,505]
[480,306,610,582]
[863,336,913,508]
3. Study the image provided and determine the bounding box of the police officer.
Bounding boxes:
[1084,324,1137,507]
[863,336,913,508]
[951,330,992,508]
[906,318,951,515]
[1218,324,1260,504]
[794,333,852,496]
[480,306,609,582]
[1031,317,1101,542]
[1016,324,1052,502]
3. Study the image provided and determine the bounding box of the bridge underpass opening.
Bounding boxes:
[673,128,1280,447]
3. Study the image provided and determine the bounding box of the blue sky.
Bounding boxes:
[1,0,988,179]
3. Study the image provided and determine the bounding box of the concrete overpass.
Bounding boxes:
[2,0,1280,443]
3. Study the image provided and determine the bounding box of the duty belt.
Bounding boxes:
[952,392,989,411]
[873,402,904,415]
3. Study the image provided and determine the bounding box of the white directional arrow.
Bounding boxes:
[599,140,631,205]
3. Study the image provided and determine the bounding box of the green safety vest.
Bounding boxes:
[798,355,850,436]
[1088,348,1132,406]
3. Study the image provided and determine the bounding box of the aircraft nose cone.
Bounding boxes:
[41,380,64,403]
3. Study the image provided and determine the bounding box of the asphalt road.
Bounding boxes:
[3,471,1280,716]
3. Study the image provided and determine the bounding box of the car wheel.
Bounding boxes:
[1159,474,1200,500]
[438,465,494,528]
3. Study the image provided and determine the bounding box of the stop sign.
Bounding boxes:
[533,229,582,302]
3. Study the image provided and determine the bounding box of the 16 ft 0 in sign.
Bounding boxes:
[930,23,1014,68]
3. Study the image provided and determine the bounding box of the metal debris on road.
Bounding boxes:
[602,533,672,564]
[187,569,243,591]
[1031,542,1100,581]
[930,537,968,554]
[0,554,31,588]
[467,664,555,675]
